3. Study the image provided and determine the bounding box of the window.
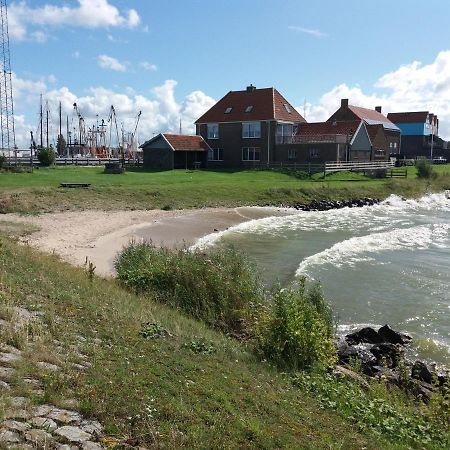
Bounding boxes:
[208,148,224,161]
[245,106,253,113]
[224,107,233,114]
[389,142,393,149]
[284,103,292,113]
[207,123,219,139]
[394,142,397,149]
[276,123,294,144]
[242,147,260,161]
[309,148,319,159]
[375,149,385,156]
[288,149,297,159]
[242,122,261,138]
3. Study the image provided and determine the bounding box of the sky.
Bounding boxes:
[6,0,450,148]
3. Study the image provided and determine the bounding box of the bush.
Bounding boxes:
[0,154,5,169]
[115,241,264,333]
[37,147,56,166]
[254,280,336,371]
[416,160,437,179]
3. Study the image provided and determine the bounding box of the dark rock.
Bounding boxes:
[378,325,412,345]
[411,361,433,384]
[337,341,377,375]
[346,327,383,345]
[369,343,403,368]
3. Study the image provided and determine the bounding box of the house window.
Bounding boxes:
[288,149,297,159]
[207,123,219,139]
[224,107,232,114]
[242,147,260,161]
[309,148,319,159]
[276,123,294,144]
[375,149,385,156]
[245,106,253,113]
[389,142,393,149]
[242,122,261,138]
[284,103,291,113]
[208,148,224,161]
[394,142,397,149]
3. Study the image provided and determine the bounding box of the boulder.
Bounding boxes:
[346,327,383,345]
[411,360,433,384]
[337,341,377,375]
[378,325,412,345]
[333,365,370,390]
[369,343,403,368]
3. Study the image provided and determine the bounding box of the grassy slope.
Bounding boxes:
[0,235,387,450]
[0,165,449,213]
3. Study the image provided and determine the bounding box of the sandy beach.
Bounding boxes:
[2,207,279,277]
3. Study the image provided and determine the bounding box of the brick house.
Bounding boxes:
[140,133,210,170]
[276,120,372,163]
[387,111,448,159]
[328,99,400,155]
[195,85,306,167]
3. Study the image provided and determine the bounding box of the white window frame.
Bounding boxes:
[208,148,224,161]
[242,147,261,162]
[207,123,219,139]
[309,148,319,159]
[242,122,261,139]
[287,149,297,159]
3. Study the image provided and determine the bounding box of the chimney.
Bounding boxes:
[246,84,256,93]
[375,106,382,113]
[341,99,349,108]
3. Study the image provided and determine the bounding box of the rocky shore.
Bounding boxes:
[336,325,449,401]
[278,197,380,211]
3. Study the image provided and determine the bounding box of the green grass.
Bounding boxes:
[0,230,448,448]
[1,165,449,213]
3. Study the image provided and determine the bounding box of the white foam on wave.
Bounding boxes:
[296,223,450,277]
[190,191,450,251]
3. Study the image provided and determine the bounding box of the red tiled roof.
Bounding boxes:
[163,134,210,152]
[195,87,306,124]
[296,120,362,141]
[387,111,430,124]
[348,105,398,129]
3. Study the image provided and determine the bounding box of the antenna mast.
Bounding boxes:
[0,0,15,152]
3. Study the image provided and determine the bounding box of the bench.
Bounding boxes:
[60,182,91,188]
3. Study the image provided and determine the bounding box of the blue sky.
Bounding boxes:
[8,0,450,146]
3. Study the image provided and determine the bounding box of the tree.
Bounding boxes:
[57,134,66,156]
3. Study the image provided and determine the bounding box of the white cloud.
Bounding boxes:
[11,76,216,148]
[140,61,158,72]
[304,50,450,139]
[97,54,127,72]
[9,0,141,41]
[288,25,327,38]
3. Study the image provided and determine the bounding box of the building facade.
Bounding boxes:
[195,85,306,167]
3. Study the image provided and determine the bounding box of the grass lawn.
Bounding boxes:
[0,165,449,214]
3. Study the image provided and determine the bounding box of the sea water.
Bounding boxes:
[193,193,450,367]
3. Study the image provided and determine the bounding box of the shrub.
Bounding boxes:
[115,242,264,333]
[37,147,56,166]
[254,279,336,371]
[416,160,437,179]
[0,154,5,169]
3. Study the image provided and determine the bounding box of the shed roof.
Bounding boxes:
[195,86,306,124]
[387,111,430,124]
[296,120,362,141]
[140,133,210,152]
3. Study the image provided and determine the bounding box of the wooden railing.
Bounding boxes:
[3,157,140,166]
[324,160,394,173]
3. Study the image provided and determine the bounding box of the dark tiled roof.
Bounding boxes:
[195,87,306,124]
[387,111,430,124]
[163,134,210,152]
[366,124,388,146]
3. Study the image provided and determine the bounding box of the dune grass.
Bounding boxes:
[0,165,449,214]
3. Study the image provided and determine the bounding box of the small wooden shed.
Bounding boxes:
[140,133,210,170]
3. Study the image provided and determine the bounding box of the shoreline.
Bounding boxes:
[2,206,287,277]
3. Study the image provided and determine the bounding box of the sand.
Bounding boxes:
[1,207,278,277]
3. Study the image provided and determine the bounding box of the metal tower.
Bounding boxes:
[0,0,15,151]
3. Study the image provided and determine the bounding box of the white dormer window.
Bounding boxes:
[242,122,261,138]
[245,106,253,113]
[207,123,219,139]
[284,104,291,113]
[224,107,232,114]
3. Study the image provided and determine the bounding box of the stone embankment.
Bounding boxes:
[336,324,449,401]
[0,306,116,449]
